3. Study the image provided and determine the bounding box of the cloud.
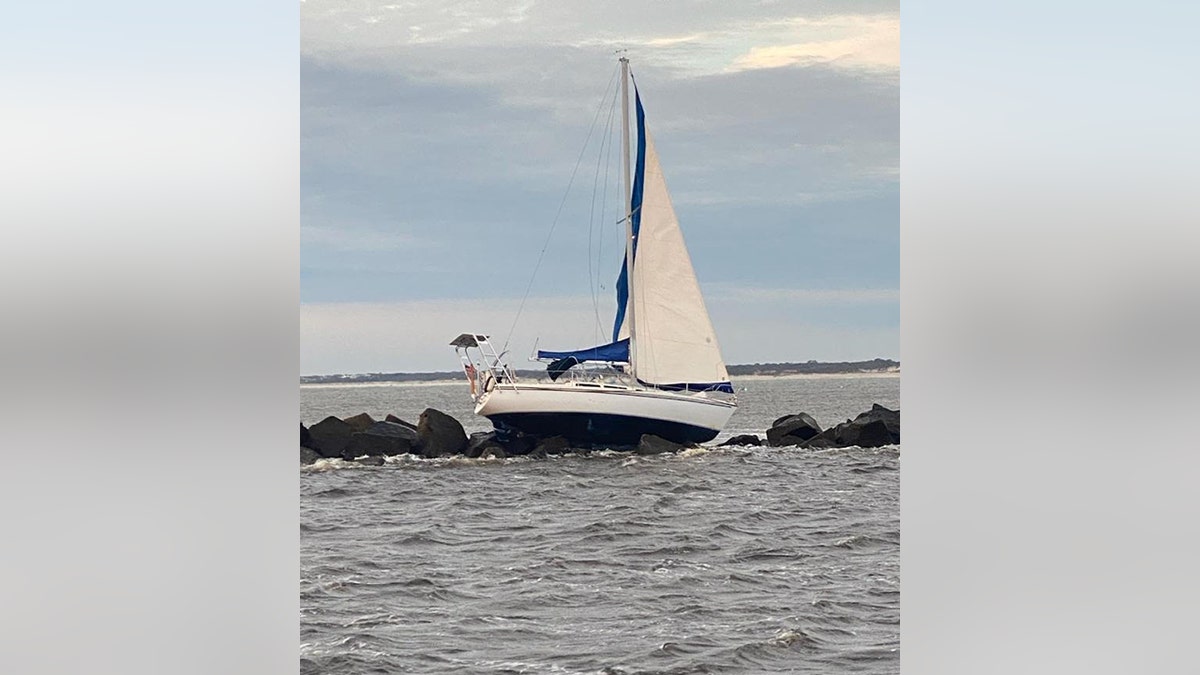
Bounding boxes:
[645,33,709,48]
[300,53,898,212]
[729,15,899,73]
[301,1,899,84]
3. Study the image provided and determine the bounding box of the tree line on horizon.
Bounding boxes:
[300,358,900,384]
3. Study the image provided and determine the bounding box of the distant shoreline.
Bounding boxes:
[732,370,899,382]
[299,370,899,389]
[301,360,899,386]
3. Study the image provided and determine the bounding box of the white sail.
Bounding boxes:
[629,127,730,388]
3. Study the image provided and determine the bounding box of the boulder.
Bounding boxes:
[534,435,571,456]
[480,446,507,459]
[851,404,900,442]
[342,421,420,459]
[636,434,686,455]
[766,412,823,447]
[343,412,376,433]
[300,446,322,465]
[719,434,762,447]
[301,424,313,449]
[799,404,900,449]
[355,455,386,466]
[384,414,418,431]
[840,419,894,448]
[307,416,354,458]
[498,431,537,456]
[799,428,841,449]
[417,408,468,457]
[466,431,503,459]
[771,414,797,428]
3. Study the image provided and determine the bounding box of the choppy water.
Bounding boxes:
[301,375,899,674]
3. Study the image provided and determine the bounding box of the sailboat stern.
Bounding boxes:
[449,333,517,404]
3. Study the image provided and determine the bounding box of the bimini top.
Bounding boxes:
[449,333,489,348]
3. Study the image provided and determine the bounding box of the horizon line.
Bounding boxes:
[300,357,900,379]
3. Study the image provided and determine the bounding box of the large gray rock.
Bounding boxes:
[498,431,537,457]
[466,431,503,459]
[385,414,418,431]
[851,404,900,442]
[799,427,841,449]
[301,424,313,449]
[771,414,797,428]
[307,416,354,458]
[839,419,894,448]
[635,434,686,455]
[342,421,420,459]
[343,412,376,433]
[534,435,571,456]
[301,446,322,465]
[767,412,823,446]
[417,408,468,457]
[719,434,762,447]
[800,404,900,449]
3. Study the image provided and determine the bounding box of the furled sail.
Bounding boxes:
[610,89,644,345]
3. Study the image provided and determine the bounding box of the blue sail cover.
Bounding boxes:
[537,338,630,363]
[611,86,648,342]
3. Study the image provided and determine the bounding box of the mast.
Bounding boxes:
[619,55,636,370]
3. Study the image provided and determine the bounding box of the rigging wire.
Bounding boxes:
[587,82,619,344]
[501,63,621,356]
[598,90,619,341]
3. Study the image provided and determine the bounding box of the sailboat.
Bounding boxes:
[451,57,736,446]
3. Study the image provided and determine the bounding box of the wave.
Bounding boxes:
[832,532,900,550]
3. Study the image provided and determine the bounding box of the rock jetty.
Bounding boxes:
[301,404,899,465]
[765,404,900,449]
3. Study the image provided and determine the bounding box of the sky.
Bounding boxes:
[300,0,899,375]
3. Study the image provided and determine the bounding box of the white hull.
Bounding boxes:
[475,380,736,445]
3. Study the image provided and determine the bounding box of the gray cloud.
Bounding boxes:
[301,57,896,290]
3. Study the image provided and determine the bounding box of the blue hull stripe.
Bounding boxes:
[488,411,718,447]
